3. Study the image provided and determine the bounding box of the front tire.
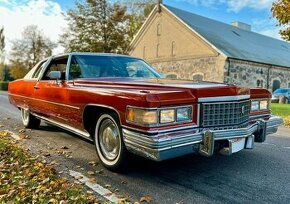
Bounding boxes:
[94,113,127,171]
[21,108,41,129]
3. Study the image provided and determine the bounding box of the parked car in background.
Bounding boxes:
[271,88,290,104]
[8,52,283,171]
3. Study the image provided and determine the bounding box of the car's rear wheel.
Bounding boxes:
[21,108,41,129]
[94,113,127,171]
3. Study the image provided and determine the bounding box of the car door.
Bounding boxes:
[31,56,75,124]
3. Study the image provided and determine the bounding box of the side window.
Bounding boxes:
[43,57,68,80]
[32,61,47,79]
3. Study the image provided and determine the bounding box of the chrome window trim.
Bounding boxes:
[198,95,250,102]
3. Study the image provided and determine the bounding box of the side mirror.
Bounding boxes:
[48,71,61,80]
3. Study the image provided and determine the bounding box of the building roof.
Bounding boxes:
[164,4,290,68]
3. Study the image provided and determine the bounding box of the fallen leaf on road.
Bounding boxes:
[105,184,111,188]
[88,161,98,166]
[18,129,25,133]
[87,171,95,175]
[134,202,140,204]
[140,195,153,203]
[60,146,69,149]
[121,180,127,185]
[103,192,112,197]
[0,125,4,128]
[74,175,83,180]
[89,178,97,183]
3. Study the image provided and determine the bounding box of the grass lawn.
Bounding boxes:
[271,103,290,117]
[271,103,290,127]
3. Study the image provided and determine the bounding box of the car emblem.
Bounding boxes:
[241,106,245,115]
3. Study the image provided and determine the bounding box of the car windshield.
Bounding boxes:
[274,89,288,94]
[69,55,161,80]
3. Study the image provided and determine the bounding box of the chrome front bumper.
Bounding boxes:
[122,116,283,161]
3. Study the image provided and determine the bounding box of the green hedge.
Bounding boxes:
[0,81,8,91]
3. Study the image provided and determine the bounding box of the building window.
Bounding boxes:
[166,74,177,79]
[171,41,176,56]
[157,24,161,36]
[192,74,204,82]
[143,46,146,59]
[257,79,264,88]
[156,44,160,57]
[272,80,280,92]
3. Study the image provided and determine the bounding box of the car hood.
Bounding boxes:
[72,78,251,105]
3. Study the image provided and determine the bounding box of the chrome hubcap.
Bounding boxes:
[99,119,120,161]
[21,109,29,123]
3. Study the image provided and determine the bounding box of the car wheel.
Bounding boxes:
[94,113,127,171]
[21,108,41,129]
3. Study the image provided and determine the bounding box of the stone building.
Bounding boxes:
[129,3,290,92]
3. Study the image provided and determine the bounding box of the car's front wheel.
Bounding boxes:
[94,113,127,171]
[21,108,41,129]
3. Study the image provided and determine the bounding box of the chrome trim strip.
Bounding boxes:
[32,113,92,140]
[82,103,122,128]
[9,93,80,110]
[121,124,199,134]
[198,95,250,102]
[249,114,270,120]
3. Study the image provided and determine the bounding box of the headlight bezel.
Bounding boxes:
[250,98,270,112]
[126,105,193,127]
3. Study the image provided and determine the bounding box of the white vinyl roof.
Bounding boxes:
[165,5,290,68]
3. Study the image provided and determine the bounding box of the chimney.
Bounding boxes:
[231,21,251,31]
[157,0,163,13]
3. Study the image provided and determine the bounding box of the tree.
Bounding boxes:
[9,25,55,79]
[271,0,290,41]
[0,26,5,81]
[120,0,155,42]
[60,0,130,53]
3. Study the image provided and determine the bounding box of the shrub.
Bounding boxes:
[0,81,8,91]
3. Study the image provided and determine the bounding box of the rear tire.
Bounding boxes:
[21,108,41,129]
[94,113,128,172]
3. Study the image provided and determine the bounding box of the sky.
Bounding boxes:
[0,0,284,59]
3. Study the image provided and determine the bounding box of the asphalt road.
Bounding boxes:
[1,91,290,204]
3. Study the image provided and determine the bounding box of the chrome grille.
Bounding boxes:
[202,100,250,127]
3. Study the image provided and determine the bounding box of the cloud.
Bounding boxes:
[226,0,275,13]
[0,0,66,60]
[175,0,275,12]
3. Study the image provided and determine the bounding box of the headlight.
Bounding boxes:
[251,99,269,111]
[260,100,268,110]
[126,108,158,126]
[251,101,259,111]
[126,105,193,126]
[177,107,192,122]
[160,109,175,123]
